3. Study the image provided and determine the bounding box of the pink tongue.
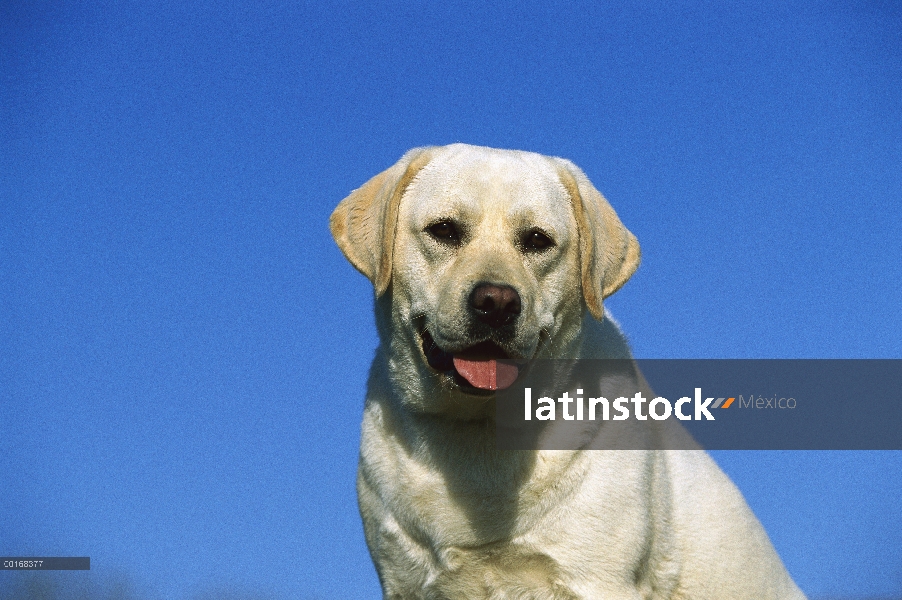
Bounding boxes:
[452,357,519,390]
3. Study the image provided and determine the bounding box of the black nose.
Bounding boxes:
[469,283,521,328]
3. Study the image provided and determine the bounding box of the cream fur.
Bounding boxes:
[331,144,805,599]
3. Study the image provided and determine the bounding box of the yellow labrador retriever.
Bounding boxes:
[330,144,805,599]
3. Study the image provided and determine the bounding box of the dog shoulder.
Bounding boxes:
[579,310,635,360]
[663,451,806,599]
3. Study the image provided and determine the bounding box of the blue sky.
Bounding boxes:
[2,1,901,598]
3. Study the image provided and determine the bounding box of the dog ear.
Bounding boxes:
[330,148,434,296]
[554,159,641,321]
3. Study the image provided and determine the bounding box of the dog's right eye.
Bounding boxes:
[427,221,461,245]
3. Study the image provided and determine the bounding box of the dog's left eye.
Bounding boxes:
[522,229,554,252]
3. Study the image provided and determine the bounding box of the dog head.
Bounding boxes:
[331,144,639,414]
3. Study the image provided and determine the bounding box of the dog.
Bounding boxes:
[330,144,805,599]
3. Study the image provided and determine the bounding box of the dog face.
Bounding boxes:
[391,147,583,394]
[331,144,639,415]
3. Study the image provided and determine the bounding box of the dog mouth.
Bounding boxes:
[420,330,522,393]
